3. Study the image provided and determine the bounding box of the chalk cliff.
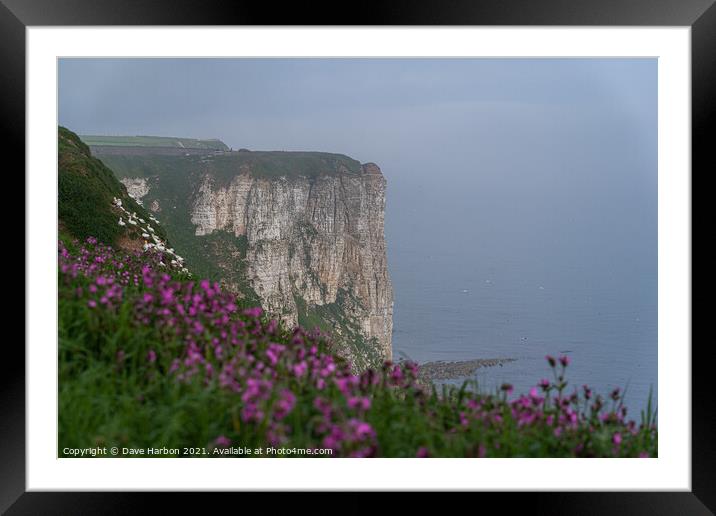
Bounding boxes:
[91,145,393,369]
[119,177,150,204]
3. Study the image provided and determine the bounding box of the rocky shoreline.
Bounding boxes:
[415,358,516,383]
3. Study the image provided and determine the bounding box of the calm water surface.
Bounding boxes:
[386,175,657,413]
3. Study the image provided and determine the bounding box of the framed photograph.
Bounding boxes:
[5,0,710,512]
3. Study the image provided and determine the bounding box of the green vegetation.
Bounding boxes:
[80,134,229,151]
[58,126,167,246]
[209,150,362,185]
[295,289,383,372]
[58,238,658,458]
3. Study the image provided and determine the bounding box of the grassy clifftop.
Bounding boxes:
[96,149,363,183]
[80,134,229,151]
[207,150,363,182]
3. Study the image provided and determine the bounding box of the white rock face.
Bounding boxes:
[120,177,150,204]
[190,164,394,360]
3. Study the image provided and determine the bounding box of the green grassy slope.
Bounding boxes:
[58,126,168,246]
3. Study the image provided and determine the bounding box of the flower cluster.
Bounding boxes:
[58,236,657,458]
[449,355,655,457]
[59,237,414,456]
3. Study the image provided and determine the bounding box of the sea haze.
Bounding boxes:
[387,173,658,411]
[385,66,657,411]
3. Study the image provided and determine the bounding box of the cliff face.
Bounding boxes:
[119,177,150,204]
[90,145,393,369]
[189,164,393,361]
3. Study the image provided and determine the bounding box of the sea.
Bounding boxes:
[386,172,658,414]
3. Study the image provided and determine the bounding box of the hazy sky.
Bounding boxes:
[59,58,655,171]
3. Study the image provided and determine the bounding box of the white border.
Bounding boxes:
[27,27,691,490]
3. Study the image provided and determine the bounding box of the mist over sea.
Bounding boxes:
[386,166,658,412]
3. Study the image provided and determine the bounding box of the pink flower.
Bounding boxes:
[347,396,371,411]
[313,396,332,416]
[334,377,353,394]
[274,389,296,420]
[350,420,375,440]
[292,361,308,378]
[241,403,264,423]
[243,307,263,318]
[390,365,404,384]
[214,435,231,447]
[147,350,157,363]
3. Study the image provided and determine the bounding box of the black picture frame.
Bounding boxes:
[4,0,710,513]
